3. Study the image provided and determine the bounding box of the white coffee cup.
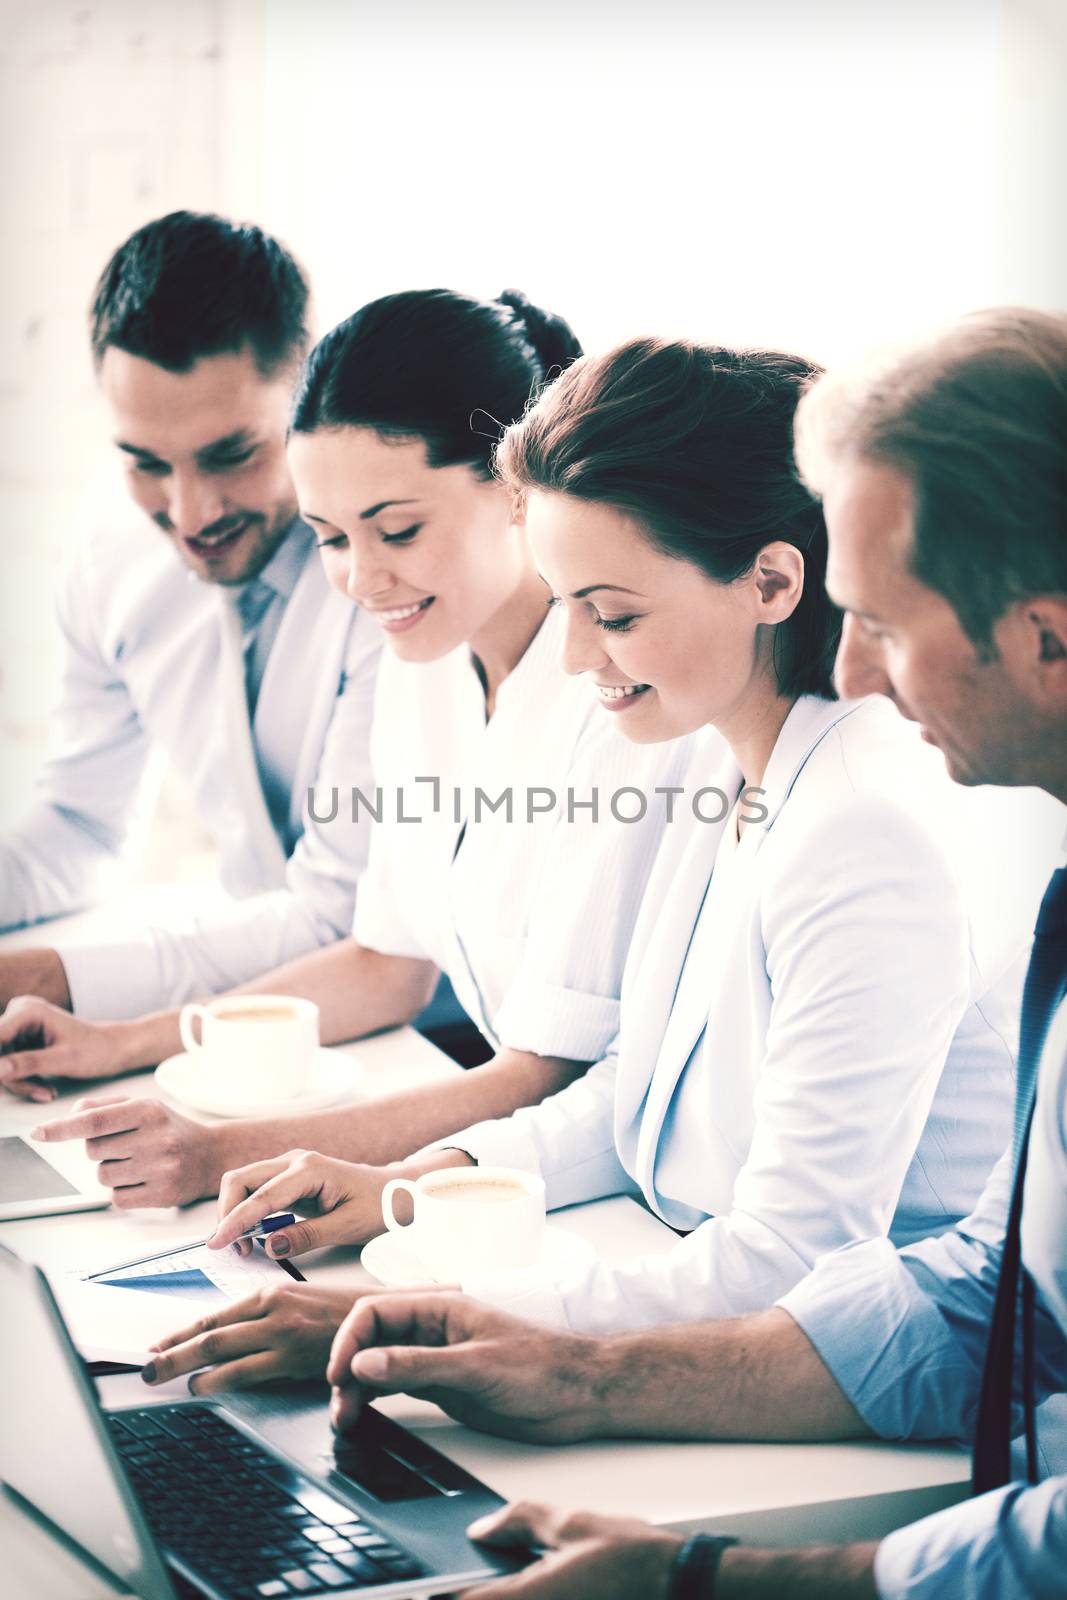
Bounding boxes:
[380,1166,546,1281]
[178,994,319,1101]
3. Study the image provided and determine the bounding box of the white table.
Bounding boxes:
[0,924,971,1597]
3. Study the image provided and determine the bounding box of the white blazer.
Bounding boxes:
[0,496,382,1018]
[456,695,1058,1333]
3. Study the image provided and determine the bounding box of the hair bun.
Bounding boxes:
[497,288,583,377]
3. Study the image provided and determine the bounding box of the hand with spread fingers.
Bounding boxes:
[461,1502,682,1599]
[31,1094,222,1208]
[326,1292,602,1443]
[140,1283,365,1395]
[0,996,125,1101]
[206,1149,393,1259]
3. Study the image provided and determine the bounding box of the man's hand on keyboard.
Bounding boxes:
[327,1292,604,1444]
[141,1283,366,1394]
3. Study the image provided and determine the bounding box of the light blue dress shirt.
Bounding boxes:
[780,999,1067,1598]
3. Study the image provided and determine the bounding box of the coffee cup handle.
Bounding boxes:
[381,1178,419,1233]
[179,1003,209,1057]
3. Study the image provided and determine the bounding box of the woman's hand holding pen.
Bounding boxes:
[207,1150,397,1260]
[208,1146,474,1260]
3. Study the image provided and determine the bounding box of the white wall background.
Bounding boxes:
[1,0,1064,857]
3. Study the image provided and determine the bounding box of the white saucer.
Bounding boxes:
[360,1224,596,1288]
[155,1048,366,1119]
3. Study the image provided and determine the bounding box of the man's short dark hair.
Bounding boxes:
[90,210,311,378]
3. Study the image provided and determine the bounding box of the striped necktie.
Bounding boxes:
[217,588,289,887]
[971,865,1067,1494]
[232,578,276,716]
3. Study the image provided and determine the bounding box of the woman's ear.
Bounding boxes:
[754,541,805,621]
[509,488,528,529]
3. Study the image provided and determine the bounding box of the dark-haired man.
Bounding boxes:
[0,212,381,1047]
[316,309,1067,1597]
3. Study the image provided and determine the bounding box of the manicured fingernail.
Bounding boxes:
[267,1235,290,1256]
[141,1364,157,1384]
[354,1349,388,1380]
[467,1515,493,1538]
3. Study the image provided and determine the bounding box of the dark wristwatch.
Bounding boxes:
[669,1533,739,1599]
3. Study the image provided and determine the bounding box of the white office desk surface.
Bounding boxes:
[0,916,970,1597]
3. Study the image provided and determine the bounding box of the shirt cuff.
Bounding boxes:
[494,978,619,1062]
[58,936,164,1020]
[428,1115,545,1176]
[351,878,428,961]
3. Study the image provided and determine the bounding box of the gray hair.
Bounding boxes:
[794,307,1067,651]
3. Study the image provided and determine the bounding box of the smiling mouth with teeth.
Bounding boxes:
[598,683,651,700]
[372,596,436,629]
[187,519,251,550]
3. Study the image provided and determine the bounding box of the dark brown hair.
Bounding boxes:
[291,288,582,477]
[795,307,1067,651]
[496,337,840,700]
[91,210,310,377]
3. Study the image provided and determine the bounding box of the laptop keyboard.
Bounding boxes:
[107,1404,425,1596]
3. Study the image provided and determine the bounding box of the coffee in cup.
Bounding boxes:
[178,994,319,1102]
[380,1166,545,1281]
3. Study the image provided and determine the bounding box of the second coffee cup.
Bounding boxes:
[178,994,319,1102]
[380,1166,546,1281]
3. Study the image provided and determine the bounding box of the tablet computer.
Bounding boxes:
[0,1133,110,1220]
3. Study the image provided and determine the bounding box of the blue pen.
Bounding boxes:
[253,1212,297,1238]
[86,1214,298,1279]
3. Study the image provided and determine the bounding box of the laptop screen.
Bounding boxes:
[0,1244,177,1599]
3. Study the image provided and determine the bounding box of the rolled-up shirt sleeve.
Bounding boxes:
[779,1150,1067,1448]
[350,811,433,963]
[59,613,383,1018]
[493,730,698,1062]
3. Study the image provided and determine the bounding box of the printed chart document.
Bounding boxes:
[53,1241,302,1365]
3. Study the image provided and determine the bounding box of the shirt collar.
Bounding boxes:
[488,600,562,710]
[250,516,314,602]
[185,515,314,599]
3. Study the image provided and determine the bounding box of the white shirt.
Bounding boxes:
[0,499,382,1018]
[353,604,699,1061]
[454,695,1059,1332]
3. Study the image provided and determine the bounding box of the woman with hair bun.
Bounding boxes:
[55,290,697,1388]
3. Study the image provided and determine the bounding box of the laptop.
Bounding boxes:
[0,1242,524,1597]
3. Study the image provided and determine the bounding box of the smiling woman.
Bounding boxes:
[287,288,582,684]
